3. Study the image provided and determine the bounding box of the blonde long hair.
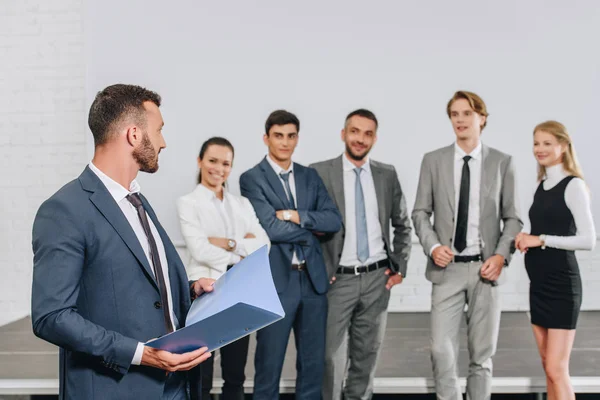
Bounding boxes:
[534,120,584,181]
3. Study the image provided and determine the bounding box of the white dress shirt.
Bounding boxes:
[265,154,302,264]
[177,183,271,280]
[339,154,387,266]
[529,164,596,250]
[430,141,483,256]
[89,162,175,366]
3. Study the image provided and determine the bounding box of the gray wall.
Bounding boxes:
[2,0,599,326]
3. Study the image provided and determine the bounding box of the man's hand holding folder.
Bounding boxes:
[146,246,284,354]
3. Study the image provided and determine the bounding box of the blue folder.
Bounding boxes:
[146,245,284,354]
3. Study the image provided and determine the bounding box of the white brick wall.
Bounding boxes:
[0,0,86,326]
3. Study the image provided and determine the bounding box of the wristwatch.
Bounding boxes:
[227,239,236,251]
[539,234,546,250]
[283,210,292,221]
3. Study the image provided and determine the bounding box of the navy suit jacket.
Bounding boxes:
[239,157,342,295]
[31,167,196,400]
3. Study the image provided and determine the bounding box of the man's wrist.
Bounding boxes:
[132,342,145,365]
[493,254,507,266]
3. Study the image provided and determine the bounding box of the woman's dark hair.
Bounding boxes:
[197,137,235,184]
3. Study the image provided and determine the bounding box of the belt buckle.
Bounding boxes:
[354,265,361,276]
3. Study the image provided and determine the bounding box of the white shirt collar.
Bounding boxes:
[88,162,140,203]
[266,154,293,175]
[454,141,482,161]
[545,163,567,181]
[195,183,228,202]
[342,153,371,173]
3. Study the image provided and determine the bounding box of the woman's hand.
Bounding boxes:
[515,233,543,253]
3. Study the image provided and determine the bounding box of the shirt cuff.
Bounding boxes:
[131,342,145,365]
[229,253,242,265]
[429,243,441,256]
[234,241,248,257]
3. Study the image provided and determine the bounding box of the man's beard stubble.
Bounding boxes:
[345,143,369,162]
[132,132,159,173]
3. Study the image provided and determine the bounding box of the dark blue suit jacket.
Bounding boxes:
[31,167,196,400]
[239,157,342,295]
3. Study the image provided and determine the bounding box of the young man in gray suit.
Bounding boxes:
[311,109,412,400]
[412,91,523,400]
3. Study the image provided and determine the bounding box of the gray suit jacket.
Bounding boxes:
[310,155,412,279]
[411,143,523,284]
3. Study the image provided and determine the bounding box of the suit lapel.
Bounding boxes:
[440,144,456,212]
[479,144,492,217]
[81,168,159,292]
[370,161,388,230]
[142,195,185,311]
[294,163,307,211]
[259,157,291,209]
[329,156,346,222]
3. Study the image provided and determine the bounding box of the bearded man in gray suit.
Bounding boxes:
[412,91,523,400]
[311,109,412,400]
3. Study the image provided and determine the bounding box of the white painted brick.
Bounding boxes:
[0,0,86,327]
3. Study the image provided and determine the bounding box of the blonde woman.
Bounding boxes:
[516,121,595,400]
[177,137,270,400]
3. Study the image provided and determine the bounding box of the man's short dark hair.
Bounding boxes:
[264,110,300,135]
[344,109,378,129]
[88,84,162,146]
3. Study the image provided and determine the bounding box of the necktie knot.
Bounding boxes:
[463,155,472,164]
[279,171,291,182]
[126,193,143,209]
[353,167,363,177]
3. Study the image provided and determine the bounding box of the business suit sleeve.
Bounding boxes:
[240,171,314,245]
[411,154,441,255]
[31,199,138,375]
[493,155,523,262]
[236,196,272,254]
[176,196,237,273]
[297,169,342,233]
[389,167,412,276]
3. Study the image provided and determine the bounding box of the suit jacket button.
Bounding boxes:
[154,301,162,309]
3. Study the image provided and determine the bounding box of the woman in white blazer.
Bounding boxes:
[177,137,269,400]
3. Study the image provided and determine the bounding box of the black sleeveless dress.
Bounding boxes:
[525,176,582,329]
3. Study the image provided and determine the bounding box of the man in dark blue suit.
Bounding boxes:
[240,110,342,400]
[31,84,213,400]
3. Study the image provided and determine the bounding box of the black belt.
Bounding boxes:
[292,262,306,271]
[337,259,390,275]
[453,254,482,263]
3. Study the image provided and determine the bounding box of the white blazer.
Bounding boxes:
[177,184,270,280]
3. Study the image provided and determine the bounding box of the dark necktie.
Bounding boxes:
[127,193,174,333]
[454,155,472,253]
[279,171,305,262]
